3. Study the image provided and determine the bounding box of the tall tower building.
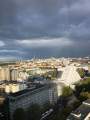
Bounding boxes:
[10,69,18,81]
[0,67,10,81]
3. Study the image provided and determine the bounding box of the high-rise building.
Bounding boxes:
[10,69,18,81]
[0,67,10,81]
[7,84,58,119]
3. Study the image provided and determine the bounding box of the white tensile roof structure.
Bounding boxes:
[58,65,81,86]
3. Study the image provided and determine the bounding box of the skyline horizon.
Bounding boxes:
[0,55,90,61]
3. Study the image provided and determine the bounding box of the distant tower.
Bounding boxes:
[10,69,18,81]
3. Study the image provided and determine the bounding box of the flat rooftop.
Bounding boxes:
[8,83,56,98]
[67,100,90,120]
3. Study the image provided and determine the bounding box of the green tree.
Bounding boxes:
[75,78,90,100]
[62,86,73,97]
[13,108,26,120]
[27,104,41,120]
[51,106,73,120]
[42,102,53,113]
[72,100,81,109]
[77,68,85,78]
[79,92,90,101]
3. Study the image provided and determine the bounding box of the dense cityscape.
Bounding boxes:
[0,0,90,120]
[0,57,90,120]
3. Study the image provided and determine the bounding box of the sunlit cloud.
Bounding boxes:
[0,49,25,54]
[16,38,73,48]
[0,41,5,47]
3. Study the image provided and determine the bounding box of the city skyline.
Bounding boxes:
[0,0,90,59]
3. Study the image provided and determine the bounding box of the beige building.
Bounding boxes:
[0,67,20,81]
[0,67,10,81]
[5,83,27,93]
[10,69,19,81]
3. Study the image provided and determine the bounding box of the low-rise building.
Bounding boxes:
[5,83,27,93]
[67,99,90,120]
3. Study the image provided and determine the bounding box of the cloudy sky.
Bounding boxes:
[0,0,90,59]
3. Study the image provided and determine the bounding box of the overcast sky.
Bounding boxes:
[0,0,90,59]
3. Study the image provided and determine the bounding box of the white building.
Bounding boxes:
[56,65,81,97]
[5,83,27,93]
[58,65,81,86]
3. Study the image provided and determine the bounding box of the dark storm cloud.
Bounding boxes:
[0,0,90,58]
